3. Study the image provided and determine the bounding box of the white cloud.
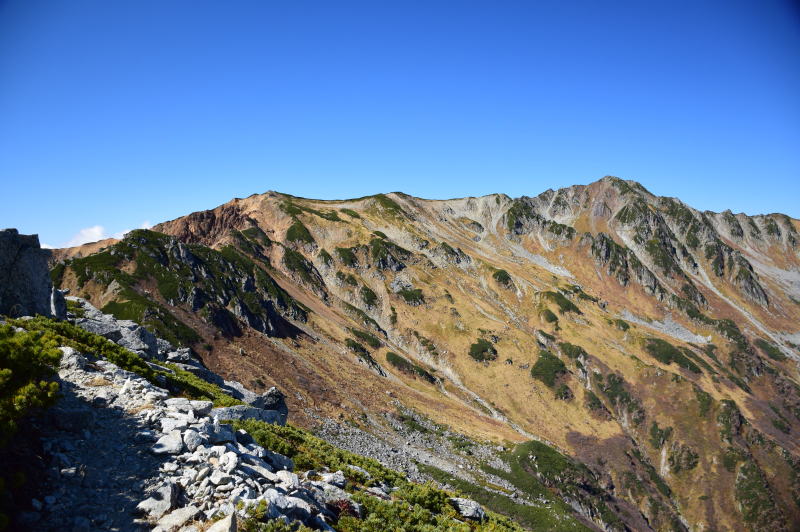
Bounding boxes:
[112,221,154,240]
[41,243,54,249]
[64,225,107,247]
[62,221,153,248]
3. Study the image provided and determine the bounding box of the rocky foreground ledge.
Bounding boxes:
[10,299,490,532]
[24,344,364,531]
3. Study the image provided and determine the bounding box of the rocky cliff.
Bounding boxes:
[0,228,65,319]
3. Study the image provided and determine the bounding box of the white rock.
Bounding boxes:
[321,470,346,488]
[183,429,203,452]
[155,505,201,530]
[153,430,184,454]
[209,470,231,486]
[136,482,177,518]
[207,513,237,532]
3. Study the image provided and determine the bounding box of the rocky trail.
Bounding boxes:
[9,299,490,532]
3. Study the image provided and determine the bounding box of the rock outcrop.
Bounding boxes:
[0,228,65,319]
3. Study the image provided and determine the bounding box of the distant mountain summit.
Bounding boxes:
[52,177,800,530]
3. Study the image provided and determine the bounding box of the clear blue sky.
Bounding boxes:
[1,1,798,247]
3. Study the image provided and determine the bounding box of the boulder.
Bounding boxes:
[210,405,284,426]
[183,429,203,452]
[51,289,67,320]
[155,505,201,531]
[0,229,56,317]
[136,481,177,518]
[449,497,486,521]
[250,387,289,424]
[207,514,237,532]
[152,430,185,454]
[75,318,123,341]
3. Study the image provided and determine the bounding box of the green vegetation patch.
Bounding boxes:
[541,291,581,314]
[0,325,61,442]
[360,286,378,307]
[754,338,786,361]
[283,248,321,289]
[735,460,782,528]
[596,372,645,425]
[558,342,587,359]
[420,463,588,532]
[317,248,333,266]
[10,318,240,407]
[492,269,512,287]
[371,194,406,218]
[694,387,713,417]
[530,350,567,387]
[340,208,360,219]
[385,352,436,384]
[335,247,359,267]
[235,420,523,531]
[540,308,558,324]
[285,219,314,244]
[336,271,358,286]
[648,421,673,448]
[397,288,424,306]
[468,338,497,362]
[644,338,701,373]
[349,328,381,349]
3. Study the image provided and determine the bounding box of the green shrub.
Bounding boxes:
[340,208,361,219]
[585,390,604,411]
[336,271,359,286]
[283,249,318,286]
[230,419,404,487]
[598,373,645,424]
[493,269,512,287]
[286,219,314,244]
[372,194,406,218]
[65,299,85,317]
[0,326,61,443]
[360,286,378,307]
[385,352,436,383]
[540,309,558,324]
[558,342,587,359]
[735,460,780,527]
[648,421,673,448]
[349,328,381,349]
[10,318,240,407]
[644,338,701,373]
[613,319,630,331]
[555,384,573,400]
[772,418,790,434]
[469,339,497,362]
[335,247,359,267]
[541,291,581,314]
[694,387,713,417]
[754,339,786,361]
[530,350,567,387]
[397,288,424,305]
[317,249,333,266]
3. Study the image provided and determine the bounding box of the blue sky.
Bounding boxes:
[1,1,798,247]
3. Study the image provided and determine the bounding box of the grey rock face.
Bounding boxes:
[250,387,288,424]
[0,228,56,318]
[152,430,184,454]
[210,405,285,426]
[450,497,486,521]
[50,289,67,320]
[136,481,177,518]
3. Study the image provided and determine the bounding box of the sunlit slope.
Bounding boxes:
[54,177,800,530]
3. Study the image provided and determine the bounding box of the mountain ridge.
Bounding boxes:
[49,175,800,530]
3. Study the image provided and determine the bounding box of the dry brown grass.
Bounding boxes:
[84,376,113,387]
